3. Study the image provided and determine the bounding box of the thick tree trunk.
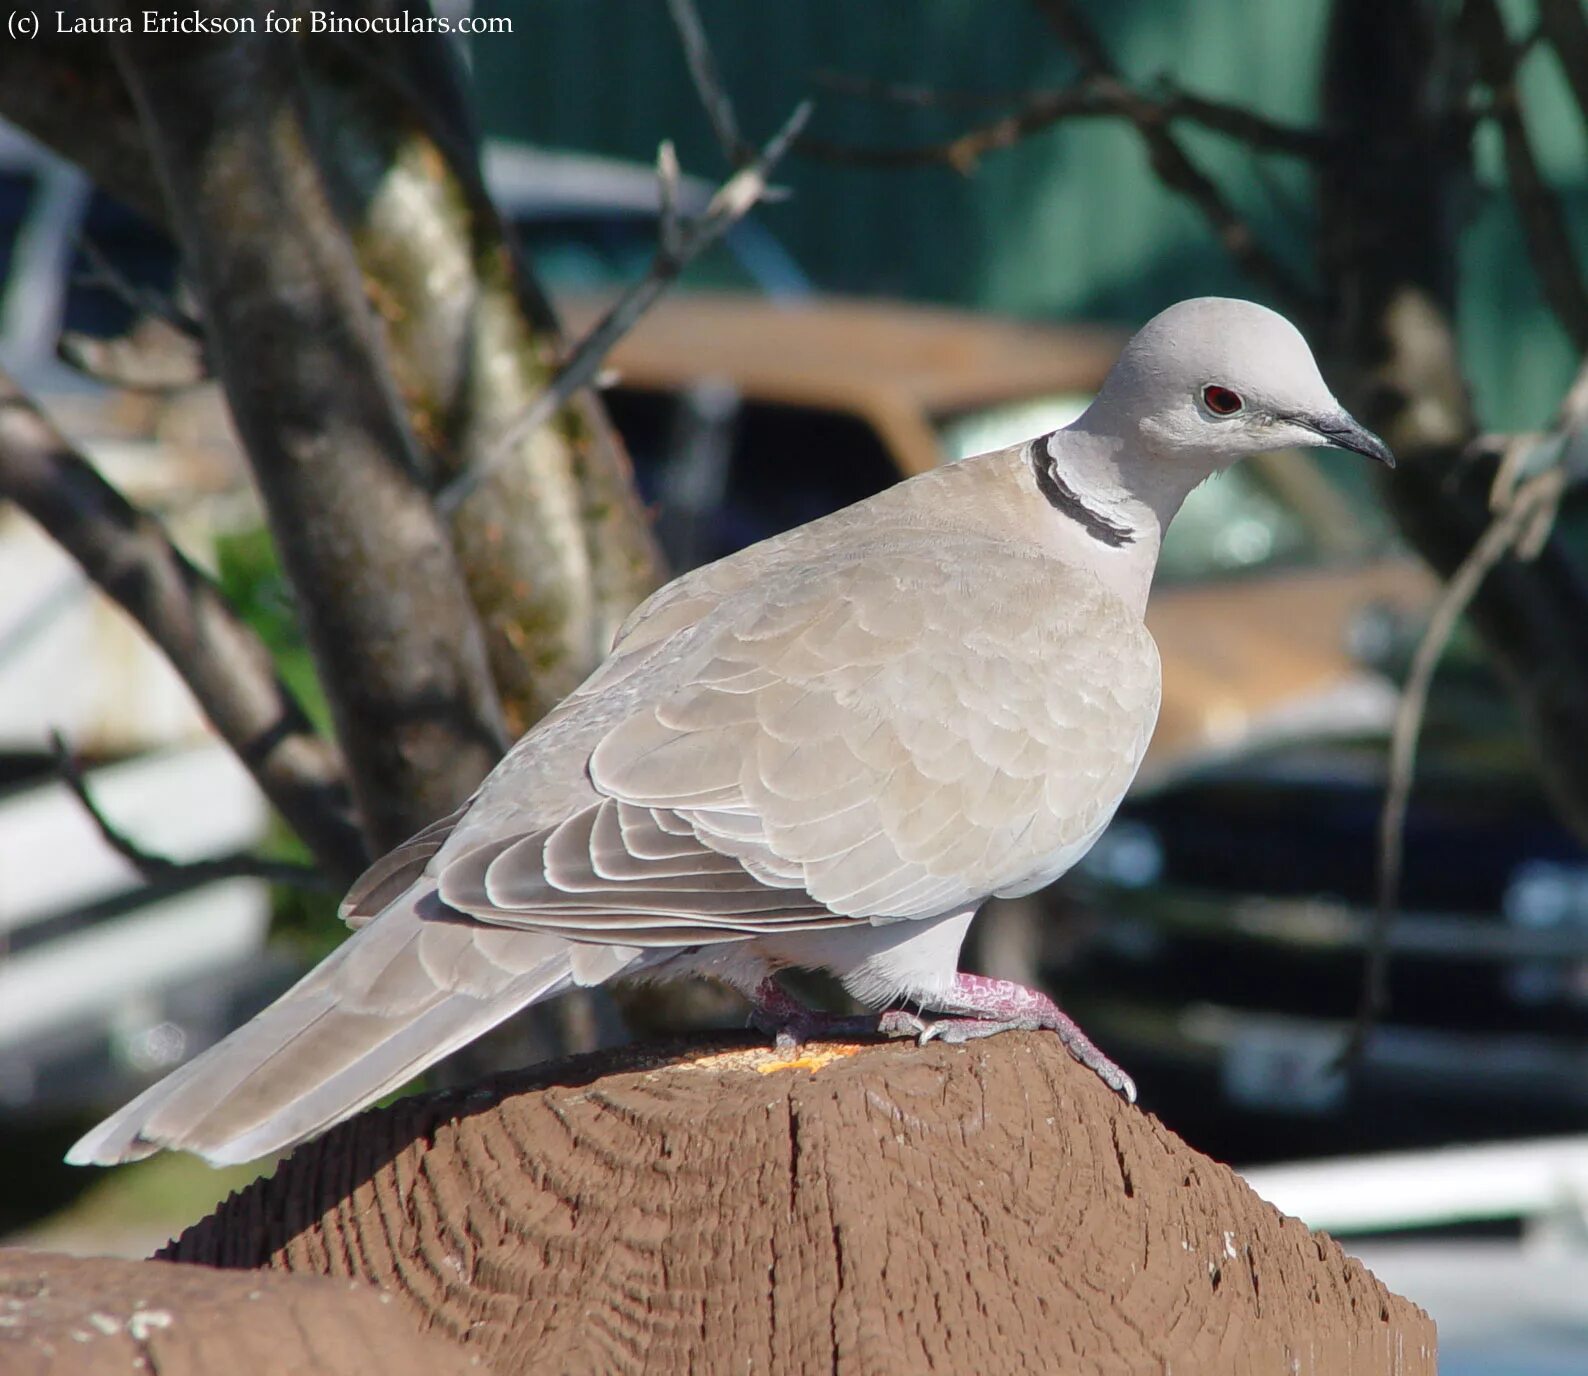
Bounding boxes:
[111,28,508,852]
[304,34,665,735]
[0,12,664,815]
[160,1034,1435,1374]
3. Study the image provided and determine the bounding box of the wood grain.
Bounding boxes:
[0,1248,480,1376]
[164,1033,1435,1374]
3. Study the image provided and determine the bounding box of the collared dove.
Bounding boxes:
[68,297,1392,1167]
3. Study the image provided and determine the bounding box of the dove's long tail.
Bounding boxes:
[65,885,611,1167]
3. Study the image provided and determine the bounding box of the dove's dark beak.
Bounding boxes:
[1294,411,1396,469]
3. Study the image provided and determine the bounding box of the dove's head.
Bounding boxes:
[1081,297,1393,478]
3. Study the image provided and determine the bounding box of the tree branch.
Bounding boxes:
[1152,82,1335,159]
[441,101,813,513]
[0,34,165,225]
[801,83,1106,173]
[1464,0,1588,354]
[1345,459,1569,1067]
[57,237,208,388]
[667,0,753,166]
[111,21,508,854]
[73,235,202,338]
[301,21,667,737]
[0,369,367,882]
[807,69,1334,167]
[0,13,669,743]
[1341,323,1588,1072]
[1030,0,1314,314]
[48,729,333,892]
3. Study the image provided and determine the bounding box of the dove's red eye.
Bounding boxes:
[1202,385,1243,416]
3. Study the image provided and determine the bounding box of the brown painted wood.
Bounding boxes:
[160,1033,1434,1374]
[0,1248,480,1375]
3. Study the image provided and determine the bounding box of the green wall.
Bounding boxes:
[473,0,1588,431]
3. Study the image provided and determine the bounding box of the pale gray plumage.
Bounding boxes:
[68,298,1391,1167]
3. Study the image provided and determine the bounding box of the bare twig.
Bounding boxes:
[0,368,367,883]
[114,27,509,853]
[667,0,752,166]
[1465,0,1588,353]
[440,101,813,513]
[1030,0,1314,314]
[60,240,208,389]
[1340,463,1567,1068]
[657,139,684,259]
[810,68,1333,162]
[73,236,201,339]
[1148,82,1335,159]
[48,729,333,892]
[801,83,1107,173]
[1344,347,1588,1067]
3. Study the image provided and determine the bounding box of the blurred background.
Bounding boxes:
[3,3,1588,1370]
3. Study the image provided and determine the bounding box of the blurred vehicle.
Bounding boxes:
[564,291,1118,567]
[566,286,1588,1164]
[1067,704,1588,1166]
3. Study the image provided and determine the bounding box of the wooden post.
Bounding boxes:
[0,1248,479,1375]
[150,1033,1433,1374]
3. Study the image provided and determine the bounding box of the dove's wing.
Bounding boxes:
[438,532,1160,941]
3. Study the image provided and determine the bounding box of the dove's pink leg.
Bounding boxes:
[750,974,1135,1103]
[748,978,889,1051]
[882,974,1137,1103]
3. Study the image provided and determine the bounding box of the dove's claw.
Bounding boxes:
[875,1010,929,1040]
[749,975,1135,1103]
[905,975,1139,1104]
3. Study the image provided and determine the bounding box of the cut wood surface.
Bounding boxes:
[0,1247,481,1375]
[159,1032,1435,1374]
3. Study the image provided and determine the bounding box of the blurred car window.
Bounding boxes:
[604,388,901,568]
[60,191,181,345]
[0,171,33,293]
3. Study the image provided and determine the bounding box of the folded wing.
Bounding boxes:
[440,536,1160,940]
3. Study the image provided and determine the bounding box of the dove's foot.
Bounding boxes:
[892,974,1138,1104]
[749,978,886,1053]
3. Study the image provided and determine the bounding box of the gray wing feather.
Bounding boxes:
[438,535,1158,938]
[66,887,594,1166]
[338,797,472,928]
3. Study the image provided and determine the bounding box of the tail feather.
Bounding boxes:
[65,886,611,1166]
